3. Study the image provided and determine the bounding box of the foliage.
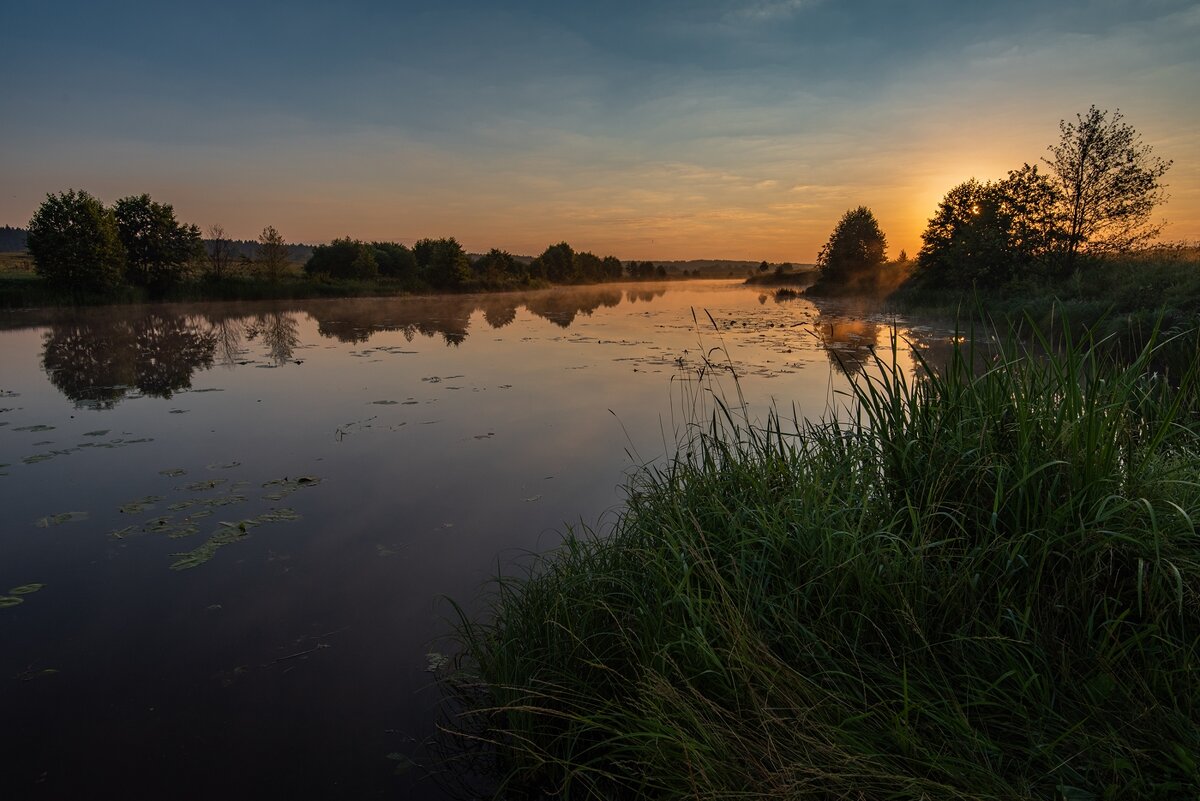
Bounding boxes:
[902,107,1172,296]
[472,248,526,283]
[1046,106,1172,263]
[811,205,887,292]
[255,225,291,282]
[27,189,126,292]
[913,165,1060,289]
[446,323,1200,799]
[627,260,664,279]
[531,242,576,283]
[371,241,417,280]
[303,237,379,280]
[113,194,203,288]
[413,237,472,289]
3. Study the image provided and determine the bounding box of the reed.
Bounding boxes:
[444,320,1200,799]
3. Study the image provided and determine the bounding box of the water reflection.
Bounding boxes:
[43,311,218,408]
[245,312,301,365]
[31,286,676,408]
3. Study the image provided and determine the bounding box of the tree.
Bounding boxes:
[371,242,417,280]
[473,248,525,283]
[814,206,887,291]
[413,237,471,289]
[532,242,576,283]
[255,226,291,282]
[304,237,378,280]
[1045,106,1171,264]
[602,255,623,280]
[113,194,202,288]
[574,251,606,282]
[914,165,1061,289]
[27,189,126,292]
[205,223,236,281]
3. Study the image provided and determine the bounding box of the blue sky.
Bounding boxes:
[3,0,1197,260]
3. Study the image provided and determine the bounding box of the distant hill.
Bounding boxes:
[654,259,817,277]
[0,227,313,262]
[0,226,27,252]
[209,239,313,263]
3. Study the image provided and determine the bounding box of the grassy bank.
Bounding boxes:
[445,325,1200,799]
[889,245,1200,332]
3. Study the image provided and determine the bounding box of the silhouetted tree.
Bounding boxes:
[413,237,471,289]
[255,225,290,282]
[372,241,417,280]
[27,189,126,292]
[602,255,623,280]
[113,194,202,288]
[532,242,576,283]
[205,223,237,281]
[473,248,525,284]
[1045,106,1171,265]
[304,237,378,280]
[914,165,1060,288]
[813,206,887,292]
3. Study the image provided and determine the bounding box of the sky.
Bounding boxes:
[3,0,1198,262]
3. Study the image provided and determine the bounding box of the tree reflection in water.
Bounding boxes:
[36,286,677,409]
[43,311,217,408]
[246,312,301,365]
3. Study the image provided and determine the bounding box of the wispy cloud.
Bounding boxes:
[729,0,823,22]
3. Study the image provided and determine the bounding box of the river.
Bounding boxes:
[0,280,944,799]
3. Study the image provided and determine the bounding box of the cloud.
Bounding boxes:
[729,0,824,22]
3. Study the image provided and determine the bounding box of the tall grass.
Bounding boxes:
[443,322,1200,800]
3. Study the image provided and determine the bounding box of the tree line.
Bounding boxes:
[809,106,1172,295]
[21,192,681,296]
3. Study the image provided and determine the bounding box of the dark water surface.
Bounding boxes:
[0,281,941,799]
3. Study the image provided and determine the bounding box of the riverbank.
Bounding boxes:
[888,245,1200,331]
[444,326,1200,798]
[0,255,708,310]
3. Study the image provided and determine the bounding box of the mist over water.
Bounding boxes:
[0,281,946,799]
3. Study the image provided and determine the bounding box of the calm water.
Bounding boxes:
[0,281,942,799]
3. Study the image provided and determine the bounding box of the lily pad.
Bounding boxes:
[159,468,187,477]
[36,511,89,527]
[9,583,45,595]
[207,461,241,470]
[198,494,247,508]
[13,424,55,433]
[119,496,163,514]
[0,596,23,609]
[253,508,301,524]
[184,479,227,491]
[84,430,111,437]
[170,521,252,570]
[261,476,322,499]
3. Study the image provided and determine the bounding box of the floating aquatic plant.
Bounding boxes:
[35,511,88,527]
[118,496,163,514]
